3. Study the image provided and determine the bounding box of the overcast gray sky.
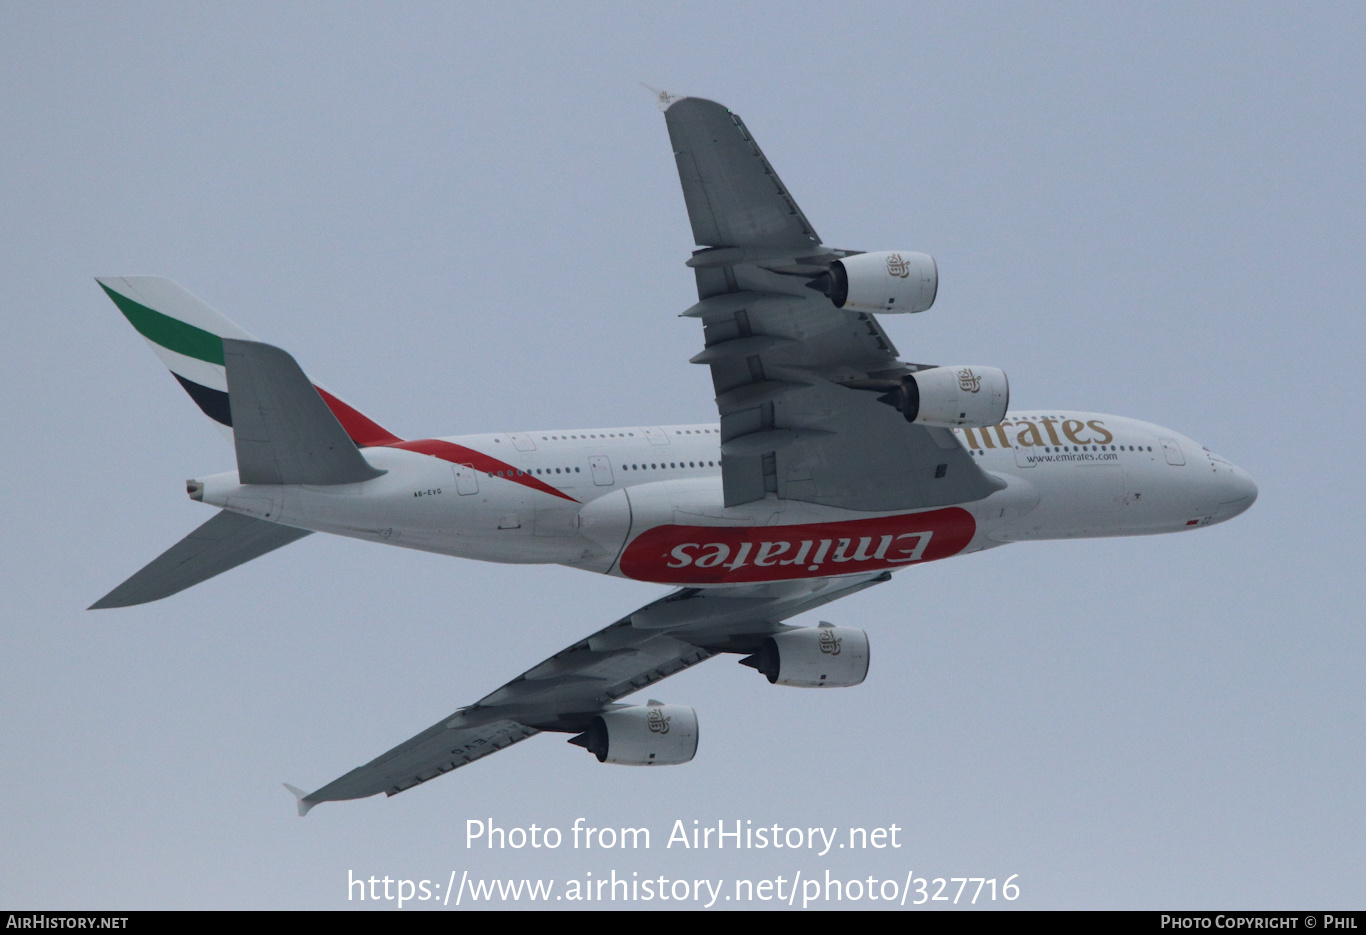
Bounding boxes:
[2,2,1363,910]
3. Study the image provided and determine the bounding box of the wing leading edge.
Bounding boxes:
[663,96,1004,511]
[292,573,888,812]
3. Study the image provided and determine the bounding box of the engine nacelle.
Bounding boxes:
[809,251,938,313]
[885,365,1009,428]
[740,624,870,688]
[568,703,699,766]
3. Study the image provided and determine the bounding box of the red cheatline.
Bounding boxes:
[309,390,574,503]
[389,439,579,503]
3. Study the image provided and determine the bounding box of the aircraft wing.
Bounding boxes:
[664,96,1004,510]
[291,572,888,813]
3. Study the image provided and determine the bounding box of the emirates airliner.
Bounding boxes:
[91,94,1256,814]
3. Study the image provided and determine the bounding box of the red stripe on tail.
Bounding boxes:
[314,386,404,447]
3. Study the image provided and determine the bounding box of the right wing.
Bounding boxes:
[291,572,888,813]
[664,96,1004,511]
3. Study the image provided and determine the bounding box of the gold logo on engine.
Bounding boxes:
[957,367,982,393]
[885,253,911,278]
[647,708,671,734]
[818,629,843,656]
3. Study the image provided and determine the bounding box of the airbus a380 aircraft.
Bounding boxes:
[93,95,1256,815]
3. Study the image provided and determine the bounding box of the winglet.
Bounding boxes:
[283,783,318,817]
[640,83,682,112]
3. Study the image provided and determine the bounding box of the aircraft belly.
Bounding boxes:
[268,466,590,564]
[989,464,1130,540]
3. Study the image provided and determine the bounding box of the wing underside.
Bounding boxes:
[664,96,1003,511]
[295,573,888,811]
[665,96,822,252]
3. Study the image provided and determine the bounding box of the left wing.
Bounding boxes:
[292,573,888,813]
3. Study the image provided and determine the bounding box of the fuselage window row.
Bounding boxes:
[969,444,1155,456]
[488,460,722,478]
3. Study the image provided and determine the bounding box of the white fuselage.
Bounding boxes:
[193,411,1257,587]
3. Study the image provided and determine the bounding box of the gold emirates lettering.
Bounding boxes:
[961,418,1113,450]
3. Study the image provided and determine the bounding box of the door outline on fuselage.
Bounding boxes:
[452,464,480,495]
[1160,437,1186,466]
[589,455,614,486]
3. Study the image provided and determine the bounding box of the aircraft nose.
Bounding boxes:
[1211,464,1258,522]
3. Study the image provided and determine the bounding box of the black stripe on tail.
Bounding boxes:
[173,373,232,426]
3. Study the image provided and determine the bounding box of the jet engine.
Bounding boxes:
[881,365,1010,428]
[567,703,699,765]
[807,251,938,313]
[740,624,870,688]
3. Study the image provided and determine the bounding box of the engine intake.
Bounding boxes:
[568,703,699,765]
[807,251,937,313]
[881,365,1009,428]
[740,624,870,688]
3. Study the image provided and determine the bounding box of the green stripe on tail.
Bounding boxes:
[99,282,225,365]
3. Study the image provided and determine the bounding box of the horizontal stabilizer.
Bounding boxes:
[224,339,386,486]
[89,510,312,609]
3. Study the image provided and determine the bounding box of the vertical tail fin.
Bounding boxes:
[98,276,252,437]
[98,276,402,446]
